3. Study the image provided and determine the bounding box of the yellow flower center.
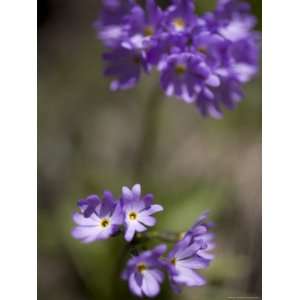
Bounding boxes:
[137,263,147,273]
[144,25,154,37]
[129,212,138,220]
[197,46,207,54]
[175,63,187,75]
[100,218,110,228]
[171,258,177,265]
[172,18,185,31]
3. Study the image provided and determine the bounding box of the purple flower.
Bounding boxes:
[103,47,149,90]
[184,211,216,262]
[121,184,163,242]
[159,52,220,102]
[165,235,208,292]
[122,244,166,298]
[121,0,163,50]
[164,0,197,33]
[165,211,215,292]
[94,0,135,47]
[71,191,124,243]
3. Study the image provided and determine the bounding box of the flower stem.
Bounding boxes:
[138,230,181,243]
[133,85,163,180]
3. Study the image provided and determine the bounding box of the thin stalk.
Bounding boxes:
[133,85,163,180]
[142,231,181,243]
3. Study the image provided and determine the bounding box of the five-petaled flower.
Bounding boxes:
[72,191,123,243]
[121,184,163,242]
[122,244,166,298]
[164,211,215,292]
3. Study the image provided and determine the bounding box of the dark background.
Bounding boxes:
[38,1,261,299]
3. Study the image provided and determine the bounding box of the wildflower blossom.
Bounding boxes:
[165,211,215,292]
[121,184,163,242]
[96,0,260,118]
[185,211,216,262]
[122,245,166,298]
[71,191,123,243]
[165,235,208,292]
[159,52,220,102]
[164,0,197,34]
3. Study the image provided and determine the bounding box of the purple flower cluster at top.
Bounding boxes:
[95,0,260,118]
[122,212,215,297]
[71,184,163,243]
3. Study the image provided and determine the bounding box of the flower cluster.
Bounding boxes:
[72,184,163,243]
[95,0,260,118]
[122,211,215,297]
[71,184,215,297]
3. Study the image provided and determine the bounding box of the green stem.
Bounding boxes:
[137,230,182,243]
[134,86,163,180]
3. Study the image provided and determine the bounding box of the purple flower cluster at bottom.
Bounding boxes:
[122,212,215,297]
[95,0,260,118]
[71,185,215,297]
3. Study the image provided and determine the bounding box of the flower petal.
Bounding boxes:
[173,266,206,287]
[129,273,143,297]
[132,184,141,197]
[122,186,133,200]
[125,225,135,242]
[72,213,99,226]
[147,204,163,215]
[142,270,160,297]
[139,214,156,226]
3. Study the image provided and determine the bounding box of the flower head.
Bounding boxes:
[96,0,260,118]
[165,211,215,292]
[184,211,216,262]
[165,235,208,292]
[122,244,166,298]
[159,52,220,103]
[71,191,123,243]
[121,184,163,242]
[122,0,163,49]
[164,0,197,33]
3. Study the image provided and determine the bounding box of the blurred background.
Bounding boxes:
[38,0,261,299]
